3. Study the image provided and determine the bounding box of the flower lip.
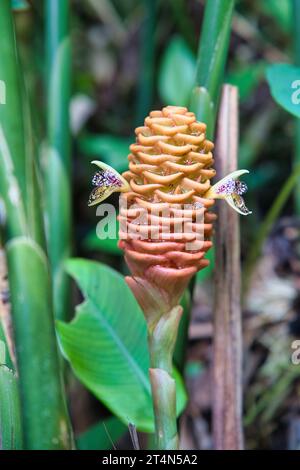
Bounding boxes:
[204,169,252,216]
[88,160,130,206]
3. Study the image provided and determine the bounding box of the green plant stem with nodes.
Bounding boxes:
[190,0,235,138]
[45,0,72,321]
[147,306,183,450]
[135,0,157,126]
[292,0,300,213]
[0,0,73,449]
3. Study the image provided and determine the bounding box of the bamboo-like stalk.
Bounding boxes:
[190,0,235,138]
[292,0,300,213]
[213,85,243,450]
[45,0,72,321]
[0,0,73,449]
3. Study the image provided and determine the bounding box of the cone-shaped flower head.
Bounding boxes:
[89,106,250,320]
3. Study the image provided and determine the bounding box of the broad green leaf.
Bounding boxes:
[227,62,266,101]
[57,258,187,433]
[159,35,196,106]
[79,134,131,173]
[266,64,300,118]
[76,416,127,450]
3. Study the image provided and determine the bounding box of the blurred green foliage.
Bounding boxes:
[1,0,300,450]
[57,259,187,433]
[80,134,131,174]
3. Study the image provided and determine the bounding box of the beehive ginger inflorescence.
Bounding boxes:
[88,106,251,315]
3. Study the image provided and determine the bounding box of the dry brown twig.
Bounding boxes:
[212,84,244,450]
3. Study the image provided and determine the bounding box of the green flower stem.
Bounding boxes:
[147,306,182,450]
[45,0,72,320]
[190,0,235,138]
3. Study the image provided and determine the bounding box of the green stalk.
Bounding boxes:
[45,0,72,321]
[147,306,182,450]
[0,1,73,449]
[292,0,300,213]
[135,0,156,126]
[0,2,45,247]
[190,0,235,138]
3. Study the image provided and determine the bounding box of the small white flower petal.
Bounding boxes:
[88,160,130,206]
[226,194,252,216]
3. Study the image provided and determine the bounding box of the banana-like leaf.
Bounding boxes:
[76,416,127,450]
[57,259,187,433]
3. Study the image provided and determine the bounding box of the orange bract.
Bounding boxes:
[118,106,216,315]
